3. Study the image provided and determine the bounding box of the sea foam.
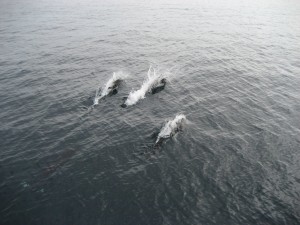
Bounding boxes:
[94,72,126,105]
[125,66,165,106]
[156,114,186,143]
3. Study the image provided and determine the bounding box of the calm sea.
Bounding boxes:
[0,0,300,224]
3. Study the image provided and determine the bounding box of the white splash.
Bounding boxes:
[156,114,186,143]
[125,66,165,106]
[94,72,126,105]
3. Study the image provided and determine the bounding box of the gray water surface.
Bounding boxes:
[1,0,300,224]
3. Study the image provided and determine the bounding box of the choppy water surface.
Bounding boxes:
[1,0,300,224]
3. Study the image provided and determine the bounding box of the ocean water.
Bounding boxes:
[1,0,300,224]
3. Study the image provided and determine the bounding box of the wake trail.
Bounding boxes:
[93,72,126,105]
[123,66,166,107]
[155,114,186,146]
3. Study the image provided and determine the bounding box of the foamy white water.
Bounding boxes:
[94,72,126,105]
[156,114,186,143]
[125,66,165,106]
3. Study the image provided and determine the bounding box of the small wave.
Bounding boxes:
[124,66,166,107]
[155,114,186,145]
[94,72,126,105]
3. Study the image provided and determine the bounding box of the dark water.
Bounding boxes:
[1,0,300,224]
